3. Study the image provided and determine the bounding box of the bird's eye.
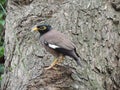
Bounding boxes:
[39,26,47,30]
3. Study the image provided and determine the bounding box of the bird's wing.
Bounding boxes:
[40,30,76,50]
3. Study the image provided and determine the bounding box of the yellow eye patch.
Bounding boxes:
[40,26,47,30]
[32,25,47,32]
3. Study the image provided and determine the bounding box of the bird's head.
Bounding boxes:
[32,24,52,35]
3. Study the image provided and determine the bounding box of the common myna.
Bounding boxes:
[32,24,82,69]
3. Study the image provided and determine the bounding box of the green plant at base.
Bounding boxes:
[0,0,6,86]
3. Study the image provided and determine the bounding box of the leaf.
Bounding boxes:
[0,46,4,57]
[0,1,7,15]
[0,76,2,80]
[0,0,6,5]
[0,64,4,74]
[0,13,4,19]
[0,19,5,26]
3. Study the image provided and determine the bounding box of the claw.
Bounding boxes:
[45,58,58,70]
[45,66,58,70]
[45,54,65,70]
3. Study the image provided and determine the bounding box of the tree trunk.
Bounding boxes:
[1,0,120,90]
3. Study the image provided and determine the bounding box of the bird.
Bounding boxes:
[32,24,82,69]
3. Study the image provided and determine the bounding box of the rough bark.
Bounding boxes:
[1,0,120,90]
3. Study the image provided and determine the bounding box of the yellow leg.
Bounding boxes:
[57,54,65,64]
[45,58,58,70]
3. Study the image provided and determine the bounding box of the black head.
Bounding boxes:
[32,24,52,35]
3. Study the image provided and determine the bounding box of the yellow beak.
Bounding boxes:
[31,26,39,32]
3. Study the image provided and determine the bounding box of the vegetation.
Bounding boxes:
[0,0,6,85]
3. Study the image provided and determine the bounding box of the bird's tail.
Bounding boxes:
[72,49,82,67]
[74,56,82,67]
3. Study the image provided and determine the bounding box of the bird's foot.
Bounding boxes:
[45,58,59,70]
[44,66,52,70]
[44,66,58,70]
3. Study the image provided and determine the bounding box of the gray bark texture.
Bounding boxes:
[1,0,120,90]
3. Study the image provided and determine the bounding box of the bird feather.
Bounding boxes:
[40,30,75,50]
[48,44,59,49]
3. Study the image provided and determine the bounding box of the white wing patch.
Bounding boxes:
[48,44,59,49]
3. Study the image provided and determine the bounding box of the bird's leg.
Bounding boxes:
[45,58,58,70]
[57,54,65,64]
[45,54,65,70]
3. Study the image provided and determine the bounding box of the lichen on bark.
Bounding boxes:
[1,0,120,90]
